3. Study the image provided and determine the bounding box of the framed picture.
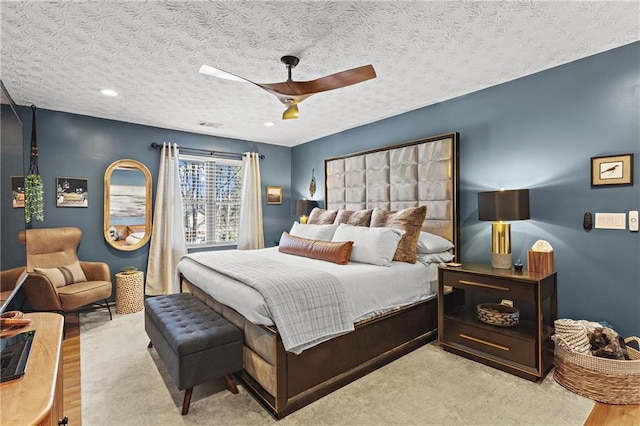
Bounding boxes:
[11,176,24,208]
[56,177,88,207]
[591,154,634,187]
[266,186,283,205]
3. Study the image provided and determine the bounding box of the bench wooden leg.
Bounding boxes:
[182,387,193,415]
[225,374,239,394]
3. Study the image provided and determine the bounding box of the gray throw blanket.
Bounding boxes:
[182,251,354,354]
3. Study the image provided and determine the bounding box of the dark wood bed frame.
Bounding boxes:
[240,299,438,419]
[183,132,459,419]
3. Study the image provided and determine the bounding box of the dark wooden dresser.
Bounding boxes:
[437,263,557,381]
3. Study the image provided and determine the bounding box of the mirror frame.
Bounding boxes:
[103,159,152,251]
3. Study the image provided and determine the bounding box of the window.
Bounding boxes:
[178,155,243,247]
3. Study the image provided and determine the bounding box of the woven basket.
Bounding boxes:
[553,337,640,405]
[477,303,519,327]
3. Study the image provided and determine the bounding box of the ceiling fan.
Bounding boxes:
[199,55,376,120]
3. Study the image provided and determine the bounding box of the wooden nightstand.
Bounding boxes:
[437,263,557,381]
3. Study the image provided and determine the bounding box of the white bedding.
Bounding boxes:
[177,247,438,326]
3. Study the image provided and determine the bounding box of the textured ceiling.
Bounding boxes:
[1,1,638,147]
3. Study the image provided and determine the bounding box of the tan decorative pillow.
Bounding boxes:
[370,206,427,263]
[307,207,338,225]
[278,232,353,265]
[334,209,373,226]
[34,260,87,288]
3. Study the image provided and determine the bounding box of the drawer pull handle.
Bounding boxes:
[459,280,509,291]
[460,333,510,351]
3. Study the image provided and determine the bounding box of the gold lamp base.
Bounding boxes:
[491,222,512,269]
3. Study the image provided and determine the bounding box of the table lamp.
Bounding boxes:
[478,189,530,269]
[294,199,319,224]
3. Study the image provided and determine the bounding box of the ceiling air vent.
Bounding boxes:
[197,121,223,128]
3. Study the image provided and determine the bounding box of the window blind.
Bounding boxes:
[179,154,243,246]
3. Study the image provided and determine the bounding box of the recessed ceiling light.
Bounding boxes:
[264,122,275,127]
[100,89,118,97]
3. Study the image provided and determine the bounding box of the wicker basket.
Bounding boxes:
[477,303,519,327]
[553,337,640,405]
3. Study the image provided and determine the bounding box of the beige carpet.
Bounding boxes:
[80,310,594,425]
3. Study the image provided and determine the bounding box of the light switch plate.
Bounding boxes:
[595,213,627,230]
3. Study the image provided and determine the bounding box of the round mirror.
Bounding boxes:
[104,159,152,251]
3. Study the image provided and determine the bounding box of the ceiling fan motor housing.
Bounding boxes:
[281,55,300,68]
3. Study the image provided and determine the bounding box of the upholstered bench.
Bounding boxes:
[144,293,243,415]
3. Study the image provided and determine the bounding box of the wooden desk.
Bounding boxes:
[1,313,65,426]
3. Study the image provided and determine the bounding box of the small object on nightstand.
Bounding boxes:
[514,259,523,272]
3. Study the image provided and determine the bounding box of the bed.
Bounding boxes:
[179,132,459,418]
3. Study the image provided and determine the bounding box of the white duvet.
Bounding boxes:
[177,247,438,326]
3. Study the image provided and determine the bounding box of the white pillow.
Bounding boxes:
[417,251,455,265]
[332,223,404,267]
[416,231,454,254]
[289,221,339,241]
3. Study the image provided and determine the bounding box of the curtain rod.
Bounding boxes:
[150,142,265,160]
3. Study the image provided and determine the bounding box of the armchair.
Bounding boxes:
[1,266,26,306]
[20,227,112,319]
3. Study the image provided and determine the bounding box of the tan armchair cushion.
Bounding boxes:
[34,260,87,288]
[56,280,112,311]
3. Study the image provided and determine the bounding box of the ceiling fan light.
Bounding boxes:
[282,104,299,120]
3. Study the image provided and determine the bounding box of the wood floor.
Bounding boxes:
[62,313,82,425]
[62,313,639,425]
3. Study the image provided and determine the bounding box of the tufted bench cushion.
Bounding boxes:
[144,293,243,415]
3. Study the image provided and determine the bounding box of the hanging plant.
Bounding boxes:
[25,105,44,223]
[24,174,44,223]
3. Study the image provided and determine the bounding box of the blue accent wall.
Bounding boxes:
[292,42,640,337]
[13,108,291,293]
[0,101,25,270]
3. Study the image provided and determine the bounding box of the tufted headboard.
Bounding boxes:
[324,132,459,251]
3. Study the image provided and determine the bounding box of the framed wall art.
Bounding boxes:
[56,177,89,207]
[591,153,634,187]
[265,186,283,205]
[11,176,25,208]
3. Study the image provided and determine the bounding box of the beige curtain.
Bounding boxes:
[237,152,264,250]
[146,142,187,295]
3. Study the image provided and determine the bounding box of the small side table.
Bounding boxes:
[115,271,144,314]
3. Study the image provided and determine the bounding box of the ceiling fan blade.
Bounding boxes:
[199,65,250,83]
[299,64,376,94]
[282,104,299,120]
[259,64,376,97]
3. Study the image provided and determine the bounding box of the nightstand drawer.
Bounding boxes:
[443,318,536,368]
[442,270,534,300]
